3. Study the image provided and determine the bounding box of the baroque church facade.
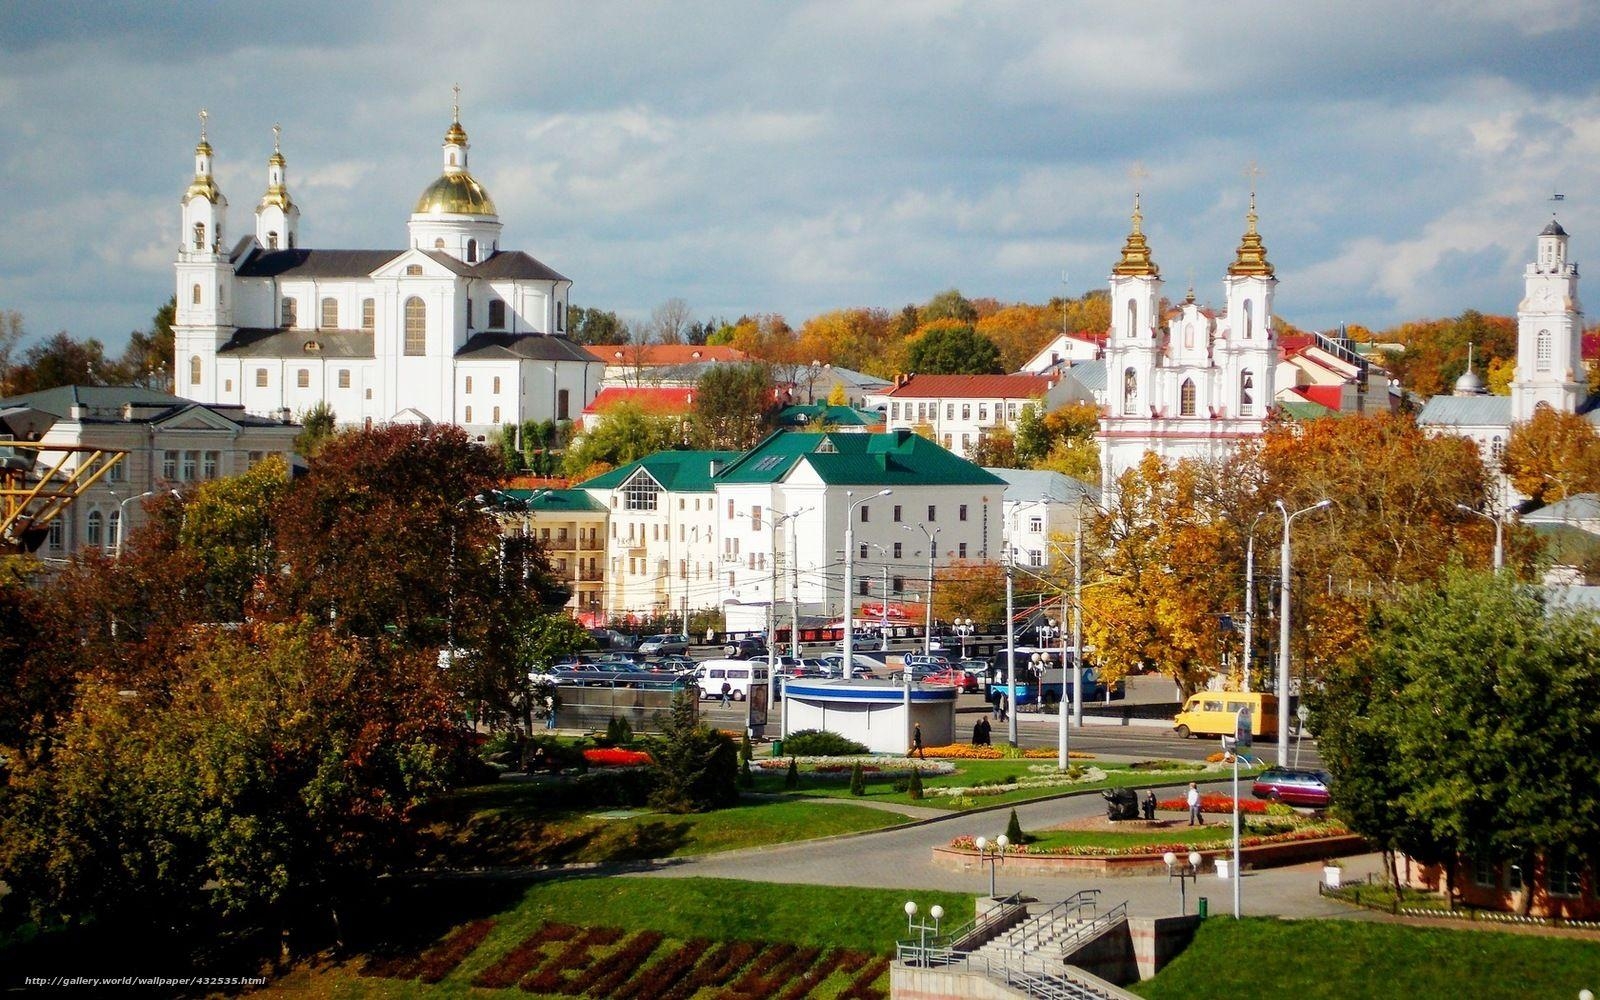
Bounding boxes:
[1098,195,1280,494]
[171,107,604,435]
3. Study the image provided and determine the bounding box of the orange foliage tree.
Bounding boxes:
[1502,406,1600,504]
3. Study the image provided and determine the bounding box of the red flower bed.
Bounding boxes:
[417,918,496,983]
[1157,793,1268,814]
[520,926,624,993]
[838,955,891,999]
[814,763,882,774]
[583,747,655,767]
[565,929,664,996]
[471,921,577,989]
[620,936,710,1000]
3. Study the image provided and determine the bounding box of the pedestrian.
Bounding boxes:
[720,680,731,707]
[910,722,925,759]
[972,717,985,745]
[544,693,557,731]
[990,687,1000,719]
[999,693,1009,722]
[977,716,992,746]
[1143,790,1157,821]
[1187,781,1202,826]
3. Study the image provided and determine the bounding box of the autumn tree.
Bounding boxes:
[1384,310,1517,399]
[932,560,1008,625]
[117,296,176,390]
[689,362,779,450]
[1501,406,1600,504]
[561,402,683,478]
[976,304,1056,373]
[8,331,114,393]
[904,323,1003,375]
[792,308,895,376]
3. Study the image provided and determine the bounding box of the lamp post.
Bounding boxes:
[1275,499,1331,767]
[1071,504,1084,729]
[114,488,179,559]
[973,834,1010,898]
[1164,850,1205,915]
[757,506,812,721]
[843,489,892,679]
[1455,503,1504,574]
[903,523,940,656]
[901,900,945,967]
[1241,511,1267,692]
[954,618,976,659]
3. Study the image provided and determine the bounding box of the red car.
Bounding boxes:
[1251,767,1333,808]
[926,667,980,693]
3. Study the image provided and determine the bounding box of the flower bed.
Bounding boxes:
[919,743,1096,761]
[926,766,1108,798]
[583,747,655,767]
[1157,793,1268,815]
[754,755,955,777]
[949,819,1349,858]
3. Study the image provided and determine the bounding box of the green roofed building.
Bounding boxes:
[502,487,609,622]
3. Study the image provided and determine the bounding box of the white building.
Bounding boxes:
[172,108,604,438]
[1099,193,1280,496]
[0,385,298,560]
[987,468,1101,570]
[873,373,1068,459]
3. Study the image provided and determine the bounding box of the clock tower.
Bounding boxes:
[1511,216,1585,423]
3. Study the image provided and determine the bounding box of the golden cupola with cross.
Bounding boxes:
[254,123,300,250]
[408,87,502,264]
[1111,193,1160,278]
[1227,192,1275,277]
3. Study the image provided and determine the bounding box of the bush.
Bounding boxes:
[739,732,753,764]
[605,716,634,747]
[907,767,924,800]
[783,729,870,757]
[1004,808,1024,844]
[784,758,800,790]
[849,762,866,796]
[739,755,754,790]
[521,734,589,773]
[648,691,739,813]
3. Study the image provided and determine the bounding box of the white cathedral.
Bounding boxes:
[1098,194,1280,494]
[172,106,604,434]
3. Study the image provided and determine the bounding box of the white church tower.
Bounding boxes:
[1511,216,1585,422]
[1217,192,1278,424]
[254,124,299,251]
[173,110,232,399]
[406,87,503,265]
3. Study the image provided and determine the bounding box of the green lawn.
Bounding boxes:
[1131,917,1600,999]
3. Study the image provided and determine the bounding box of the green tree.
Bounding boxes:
[117,296,176,390]
[177,456,290,621]
[905,324,1003,375]
[568,304,625,345]
[920,289,978,324]
[10,331,113,393]
[293,400,337,458]
[689,362,779,450]
[561,402,683,478]
[650,690,738,813]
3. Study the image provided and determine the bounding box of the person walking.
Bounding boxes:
[909,722,925,759]
[1187,781,1202,826]
[977,716,992,746]
[720,680,732,707]
[544,693,557,731]
[999,693,1010,722]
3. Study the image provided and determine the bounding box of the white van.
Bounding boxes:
[696,658,770,702]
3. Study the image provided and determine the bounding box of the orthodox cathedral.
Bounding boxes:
[1098,194,1280,494]
[171,102,604,434]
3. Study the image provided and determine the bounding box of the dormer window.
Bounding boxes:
[434,238,445,250]
[405,264,423,276]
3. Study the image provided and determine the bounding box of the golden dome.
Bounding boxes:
[445,121,468,145]
[413,170,497,216]
[1111,193,1160,278]
[185,174,223,204]
[1228,194,1275,277]
[259,183,293,212]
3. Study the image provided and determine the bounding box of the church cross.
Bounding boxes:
[273,122,281,152]
[452,83,460,123]
[199,107,208,140]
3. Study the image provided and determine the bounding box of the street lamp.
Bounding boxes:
[954,618,976,659]
[1241,511,1267,692]
[1275,498,1332,767]
[843,489,892,679]
[1163,850,1205,915]
[747,505,812,722]
[114,488,180,559]
[901,900,944,967]
[903,523,940,656]
[973,834,1010,898]
[1455,503,1504,574]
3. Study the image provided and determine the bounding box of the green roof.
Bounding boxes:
[774,403,883,428]
[503,488,606,513]
[578,450,742,492]
[1278,400,1338,420]
[715,430,1006,487]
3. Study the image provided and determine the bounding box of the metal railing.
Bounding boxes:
[1007,889,1102,953]
[942,892,1028,950]
[1052,901,1127,955]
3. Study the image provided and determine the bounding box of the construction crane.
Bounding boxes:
[0,439,127,554]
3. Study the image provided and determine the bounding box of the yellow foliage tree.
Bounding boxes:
[1502,407,1600,505]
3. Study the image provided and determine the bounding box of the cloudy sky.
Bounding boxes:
[2,1,1598,351]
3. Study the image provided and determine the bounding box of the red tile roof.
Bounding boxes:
[585,344,748,365]
[1278,334,1315,357]
[1296,384,1345,410]
[582,386,696,414]
[882,373,1052,398]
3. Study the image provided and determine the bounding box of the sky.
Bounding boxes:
[2,0,1599,353]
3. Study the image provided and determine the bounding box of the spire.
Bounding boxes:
[1111,192,1160,277]
[185,107,223,205]
[1228,188,1275,277]
[444,83,468,149]
[258,122,293,214]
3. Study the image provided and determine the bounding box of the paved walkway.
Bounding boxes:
[638,781,1388,922]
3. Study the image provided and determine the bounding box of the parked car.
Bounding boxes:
[817,653,880,677]
[638,633,691,656]
[1251,767,1332,808]
[724,636,768,659]
[648,654,698,674]
[835,631,884,651]
[587,627,637,650]
[926,666,980,693]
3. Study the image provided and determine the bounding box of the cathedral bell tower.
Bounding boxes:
[1106,192,1165,419]
[1511,216,1585,422]
[406,87,503,264]
[174,109,235,402]
[254,123,300,251]
[1218,192,1278,421]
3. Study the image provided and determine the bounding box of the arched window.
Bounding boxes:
[287,232,294,249]
[86,510,103,549]
[320,297,338,329]
[1243,300,1254,340]
[465,376,474,394]
[404,296,426,355]
[361,299,375,331]
[434,238,445,250]
[464,405,473,423]
[107,511,121,552]
[1491,435,1505,462]
[1125,298,1137,337]
[467,239,477,262]
[193,222,206,250]
[189,355,202,386]
[267,231,279,249]
[1537,329,1552,372]
[1240,370,1256,416]
[449,151,457,166]
[1180,378,1197,416]
[1122,367,1138,415]
[1184,322,1195,350]
[558,388,570,420]
[192,283,202,305]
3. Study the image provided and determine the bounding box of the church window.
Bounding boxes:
[338,369,350,389]
[434,238,445,250]
[1126,298,1137,337]
[189,355,202,386]
[267,231,279,249]
[1180,378,1197,416]
[1243,300,1254,340]
[194,222,206,250]
[467,239,477,262]
[492,376,501,394]
[466,299,473,328]
[465,376,474,394]
[225,378,232,392]
[361,299,375,331]
[489,299,506,328]
[87,510,103,548]
[281,297,297,328]
[464,406,472,423]
[1123,368,1138,415]
[1491,436,1504,462]
[297,369,309,388]
[404,297,426,355]
[255,368,268,387]
[287,232,293,249]
[192,284,202,305]
[449,151,457,166]
[405,264,423,276]
[557,302,565,332]
[321,297,338,328]
[1240,371,1256,416]
[492,406,500,423]
[1185,322,1195,349]
[558,389,570,420]
[365,388,372,400]
[1537,329,1552,372]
